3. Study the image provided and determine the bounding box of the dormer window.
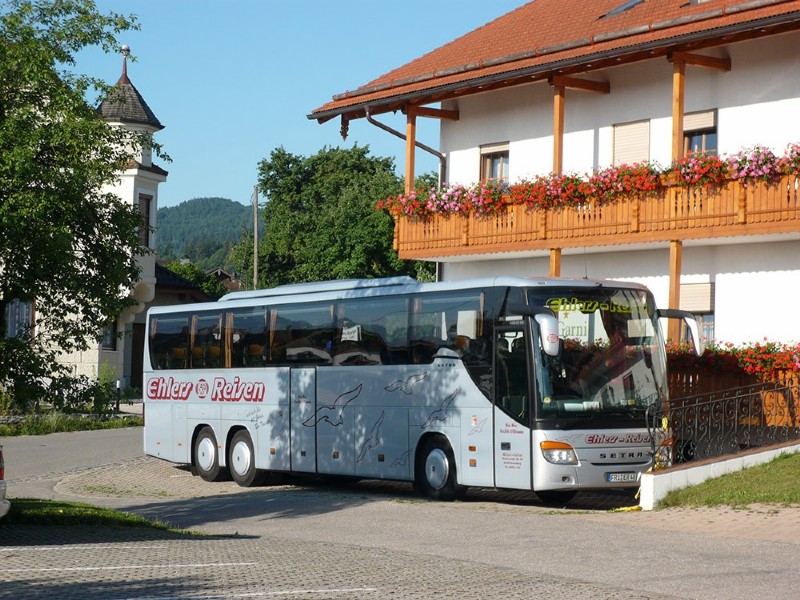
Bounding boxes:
[602,0,644,19]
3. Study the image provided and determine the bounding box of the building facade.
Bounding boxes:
[58,54,168,389]
[310,0,800,345]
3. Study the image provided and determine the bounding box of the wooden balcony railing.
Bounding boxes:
[395,174,800,259]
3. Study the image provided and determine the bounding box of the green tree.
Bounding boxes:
[156,197,253,268]
[241,145,434,288]
[163,260,228,300]
[0,0,143,409]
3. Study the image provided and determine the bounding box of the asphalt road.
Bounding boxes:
[2,427,800,599]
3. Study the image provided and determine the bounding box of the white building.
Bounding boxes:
[310,0,800,345]
[59,53,168,389]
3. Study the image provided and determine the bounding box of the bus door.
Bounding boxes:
[289,367,317,472]
[493,325,533,490]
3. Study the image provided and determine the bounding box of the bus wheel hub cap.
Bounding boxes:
[426,448,448,489]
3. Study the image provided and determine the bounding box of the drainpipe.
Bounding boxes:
[364,106,446,187]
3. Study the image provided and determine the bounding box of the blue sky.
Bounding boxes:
[78,1,527,207]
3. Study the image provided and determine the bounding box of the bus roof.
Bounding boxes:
[147,275,650,315]
[219,276,419,302]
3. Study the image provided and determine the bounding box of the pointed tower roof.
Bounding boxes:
[97,47,164,130]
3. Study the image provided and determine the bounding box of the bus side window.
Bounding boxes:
[150,314,190,370]
[409,325,437,364]
[411,292,485,365]
[228,307,268,368]
[190,312,223,369]
[333,297,408,366]
[268,315,289,364]
[277,304,334,365]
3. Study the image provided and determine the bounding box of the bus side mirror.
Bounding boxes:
[656,309,705,356]
[535,313,561,358]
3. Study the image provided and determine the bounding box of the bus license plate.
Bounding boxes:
[606,472,637,483]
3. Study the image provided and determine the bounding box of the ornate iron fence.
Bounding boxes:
[648,379,800,467]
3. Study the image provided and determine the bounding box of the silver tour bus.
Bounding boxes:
[143,276,701,503]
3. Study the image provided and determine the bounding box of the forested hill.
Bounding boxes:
[157,197,254,269]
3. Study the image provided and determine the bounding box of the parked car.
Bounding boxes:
[0,445,10,519]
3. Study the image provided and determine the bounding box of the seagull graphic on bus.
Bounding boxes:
[356,411,385,463]
[385,371,429,395]
[421,388,459,429]
[390,449,412,468]
[469,417,488,436]
[303,384,363,427]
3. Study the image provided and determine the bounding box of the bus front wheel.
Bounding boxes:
[416,436,464,501]
[229,430,268,487]
[194,426,229,482]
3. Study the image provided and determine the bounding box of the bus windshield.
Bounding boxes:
[528,287,667,421]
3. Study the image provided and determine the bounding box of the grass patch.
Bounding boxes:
[0,413,142,436]
[0,498,185,531]
[660,452,800,508]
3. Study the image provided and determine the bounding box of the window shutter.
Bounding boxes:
[480,142,509,155]
[684,110,716,132]
[680,283,715,313]
[613,120,650,165]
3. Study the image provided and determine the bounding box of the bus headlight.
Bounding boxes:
[540,441,578,465]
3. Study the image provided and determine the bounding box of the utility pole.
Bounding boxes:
[252,185,258,290]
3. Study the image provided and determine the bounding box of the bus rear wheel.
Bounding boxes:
[229,430,267,487]
[193,426,229,482]
[416,436,464,501]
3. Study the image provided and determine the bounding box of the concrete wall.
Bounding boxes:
[639,442,800,510]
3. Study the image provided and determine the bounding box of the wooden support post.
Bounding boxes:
[549,248,562,278]
[671,57,686,163]
[668,240,683,342]
[553,84,565,174]
[404,113,417,195]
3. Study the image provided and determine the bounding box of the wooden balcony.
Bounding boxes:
[395,174,800,259]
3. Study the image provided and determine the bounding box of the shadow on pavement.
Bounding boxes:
[118,470,640,532]
[0,523,253,547]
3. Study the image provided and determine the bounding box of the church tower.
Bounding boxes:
[93,47,168,389]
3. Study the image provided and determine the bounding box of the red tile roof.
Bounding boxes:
[309,0,800,122]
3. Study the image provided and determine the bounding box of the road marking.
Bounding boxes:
[4,545,171,552]
[6,561,258,573]
[109,590,378,599]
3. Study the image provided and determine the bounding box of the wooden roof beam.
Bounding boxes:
[669,51,731,71]
[404,106,460,120]
[548,75,610,94]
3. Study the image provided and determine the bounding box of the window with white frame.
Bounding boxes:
[480,143,509,184]
[684,110,717,155]
[613,120,650,165]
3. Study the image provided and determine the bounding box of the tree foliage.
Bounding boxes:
[233,145,434,289]
[0,0,143,407]
[157,197,255,269]
[163,260,228,300]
